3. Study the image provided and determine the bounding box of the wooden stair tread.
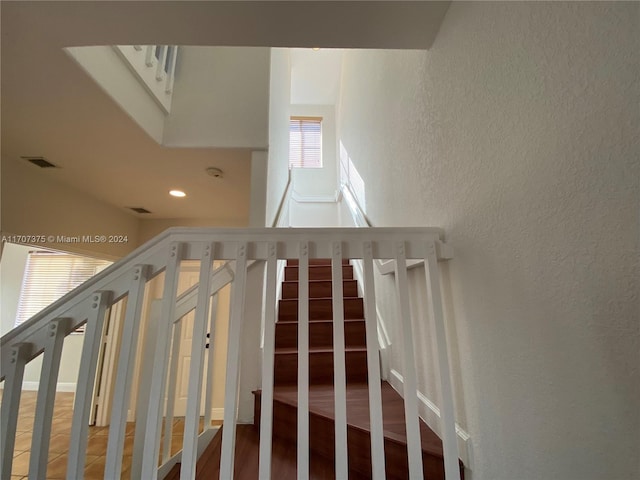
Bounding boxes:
[255,382,445,459]
[167,425,370,479]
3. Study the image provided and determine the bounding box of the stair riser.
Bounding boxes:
[282,280,359,299]
[287,259,350,266]
[278,298,364,322]
[274,351,368,385]
[275,321,367,349]
[285,265,354,281]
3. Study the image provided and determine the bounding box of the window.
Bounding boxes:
[15,251,112,332]
[289,116,322,168]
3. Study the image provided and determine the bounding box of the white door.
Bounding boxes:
[172,264,208,417]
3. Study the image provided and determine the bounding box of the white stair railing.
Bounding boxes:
[114,44,179,113]
[0,227,459,480]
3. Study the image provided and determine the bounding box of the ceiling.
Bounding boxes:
[0,1,450,221]
[1,9,253,220]
[291,49,344,105]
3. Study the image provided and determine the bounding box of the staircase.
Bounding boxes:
[169,259,464,478]
[2,227,463,479]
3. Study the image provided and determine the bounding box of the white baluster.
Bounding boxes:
[29,318,69,480]
[181,242,216,480]
[162,318,182,462]
[424,242,461,480]
[219,243,249,479]
[362,242,387,479]
[131,300,162,480]
[156,45,168,80]
[165,46,178,94]
[331,242,349,478]
[105,264,151,479]
[1,343,29,479]
[204,293,219,429]
[297,241,310,479]
[145,45,156,67]
[141,242,183,479]
[258,242,278,479]
[394,242,424,479]
[66,292,112,480]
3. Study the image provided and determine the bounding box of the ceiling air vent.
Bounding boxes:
[129,207,152,214]
[21,156,57,168]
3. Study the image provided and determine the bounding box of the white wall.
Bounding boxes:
[265,48,291,226]
[1,157,139,259]
[136,217,249,246]
[0,243,85,390]
[249,150,269,227]
[290,105,339,199]
[289,201,340,228]
[290,49,343,105]
[163,47,270,149]
[65,46,166,144]
[0,243,31,337]
[337,3,639,480]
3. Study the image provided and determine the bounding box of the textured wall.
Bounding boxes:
[266,49,292,226]
[337,2,639,479]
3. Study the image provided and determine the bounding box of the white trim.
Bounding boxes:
[388,369,471,467]
[210,408,224,420]
[291,189,340,203]
[156,427,219,480]
[21,381,76,392]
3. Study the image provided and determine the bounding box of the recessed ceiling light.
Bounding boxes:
[312,47,321,51]
[169,190,186,197]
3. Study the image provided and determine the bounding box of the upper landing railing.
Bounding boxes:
[114,45,178,113]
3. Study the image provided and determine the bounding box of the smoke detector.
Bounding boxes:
[206,167,224,179]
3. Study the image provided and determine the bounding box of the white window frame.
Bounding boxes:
[15,250,112,333]
[289,116,323,169]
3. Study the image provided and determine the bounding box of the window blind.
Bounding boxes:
[15,251,112,332]
[289,117,322,168]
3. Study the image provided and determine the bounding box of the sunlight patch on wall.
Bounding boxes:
[339,141,366,213]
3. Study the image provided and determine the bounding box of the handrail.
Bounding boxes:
[0,228,174,378]
[341,184,454,272]
[0,226,462,480]
[271,171,292,228]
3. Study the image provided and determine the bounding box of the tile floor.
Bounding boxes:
[7,390,221,479]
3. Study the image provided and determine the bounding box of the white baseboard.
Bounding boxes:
[210,407,224,420]
[388,369,471,467]
[21,381,76,392]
